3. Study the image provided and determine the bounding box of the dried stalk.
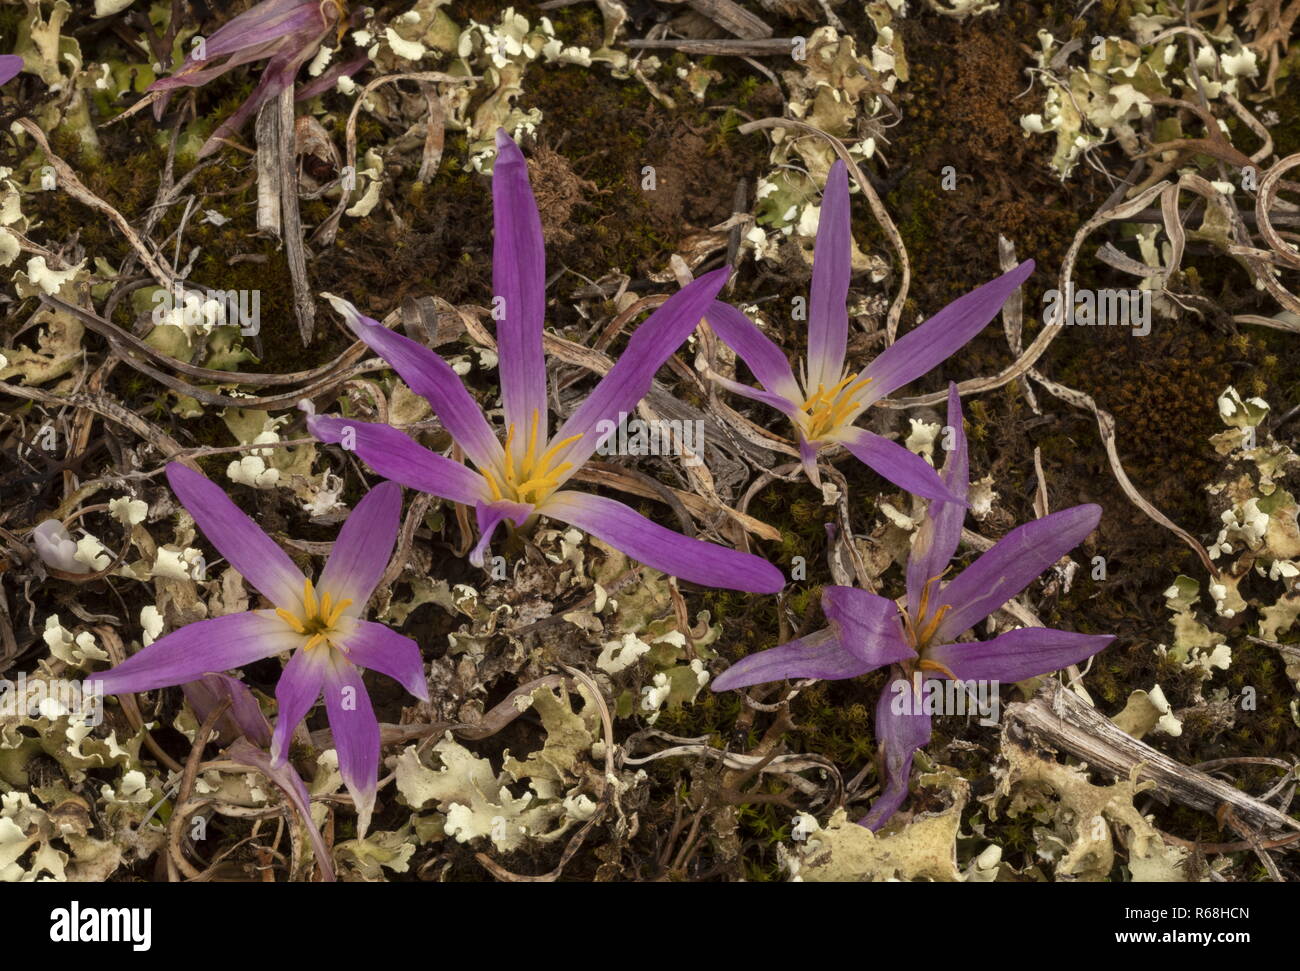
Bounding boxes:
[14,118,179,288]
[1004,678,1300,839]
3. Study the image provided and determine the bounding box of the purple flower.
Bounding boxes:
[307,129,784,595]
[710,384,1113,829]
[707,160,1034,501]
[91,464,429,836]
[149,0,366,158]
[0,55,23,85]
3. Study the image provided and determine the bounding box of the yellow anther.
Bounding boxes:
[484,418,584,506]
[803,372,859,412]
[916,577,935,624]
[523,409,541,472]
[899,571,955,655]
[800,371,873,442]
[914,569,951,623]
[325,595,353,627]
[918,657,957,680]
[276,608,306,634]
[502,423,517,483]
[915,604,952,648]
[276,576,352,647]
[536,434,583,470]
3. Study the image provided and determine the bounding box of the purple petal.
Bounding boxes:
[323,295,503,472]
[197,0,321,62]
[197,39,317,158]
[806,160,851,390]
[927,628,1114,684]
[93,611,299,696]
[182,673,272,748]
[709,373,802,419]
[838,427,963,504]
[705,301,802,403]
[711,628,869,691]
[799,436,821,486]
[227,738,336,881]
[861,260,1034,404]
[149,2,334,99]
[323,654,381,836]
[337,620,429,702]
[540,490,784,593]
[270,645,328,765]
[906,383,968,615]
[935,504,1102,640]
[470,499,532,568]
[306,411,490,507]
[166,462,306,611]
[821,586,915,668]
[0,55,23,85]
[150,37,287,92]
[492,130,549,439]
[550,268,730,470]
[858,677,932,831]
[317,481,402,613]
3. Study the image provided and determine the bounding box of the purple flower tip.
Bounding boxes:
[493,128,528,170]
[0,55,23,85]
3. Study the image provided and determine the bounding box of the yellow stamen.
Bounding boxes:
[275,576,353,651]
[916,576,935,625]
[915,604,952,648]
[898,571,956,654]
[503,423,516,484]
[482,419,585,507]
[536,433,583,470]
[276,608,306,634]
[918,657,957,680]
[799,370,873,442]
[803,372,859,412]
[523,409,541,473]
[325,596,353,627]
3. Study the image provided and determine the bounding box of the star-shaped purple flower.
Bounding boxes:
[711,384,1113,828]
[706,159,1033,501]
[307,129,784,594]
[91,464,428,835]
